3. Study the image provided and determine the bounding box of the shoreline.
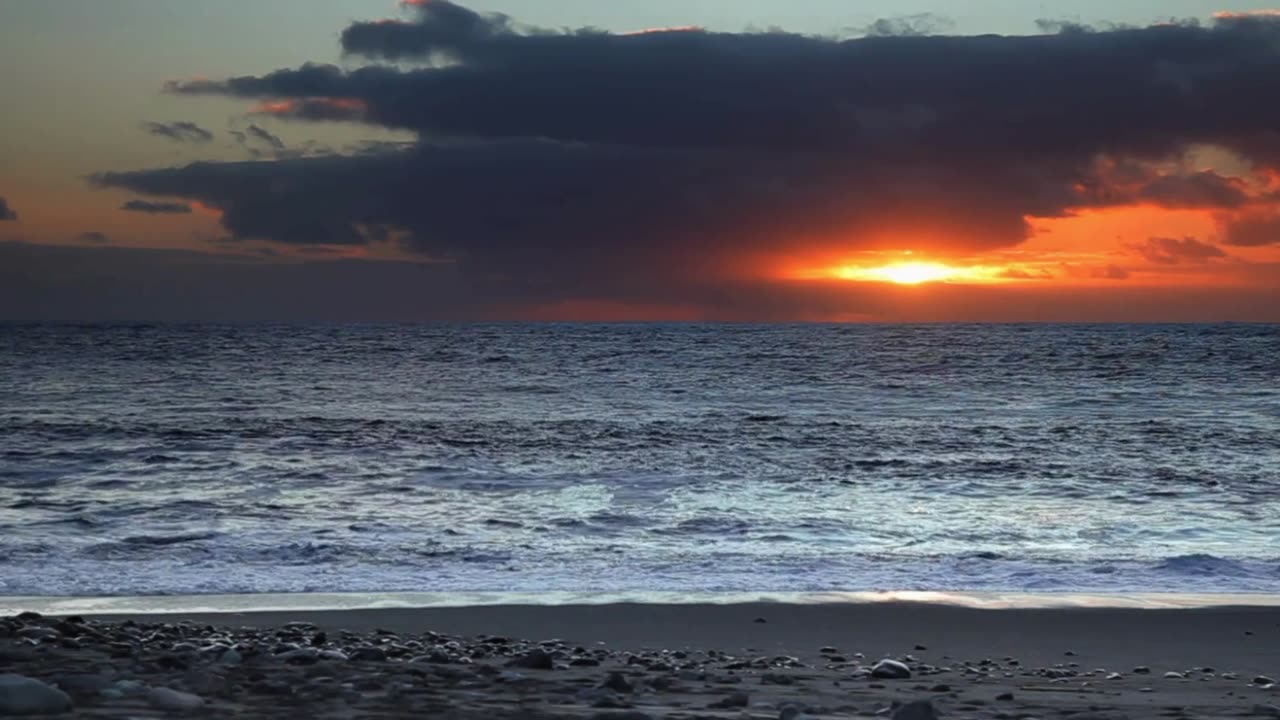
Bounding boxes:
[6,589,1280,618]
[3,600,1277,718]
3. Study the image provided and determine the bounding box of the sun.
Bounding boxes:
[873,262,958,285]
[834,261,968,285]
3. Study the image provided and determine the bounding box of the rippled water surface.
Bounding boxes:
[1,323,1278,596]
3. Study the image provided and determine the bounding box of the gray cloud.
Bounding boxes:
[1131,236,1228,264]
[91,5,1280,312]
[144,121,215,143]
[121,199,193,214]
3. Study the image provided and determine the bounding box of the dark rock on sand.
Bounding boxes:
[0,674,73,716]
[51,674,112,699]
[892,700,939,720]
[348,647,387,662]
[1254,675,1276,686]
[602,672,633,694]
[507,649,555,670]
[709,691,750,709]
[872,659,913,679]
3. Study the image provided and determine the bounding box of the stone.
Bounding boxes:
[602,672,633,694]
[277,648,319,664]
[1255,676,1277,686]
[871,659,912,679]
[146,687,204,711]
[0,674,73,716]
[506,649,554,670]
[348,647,387,662]
[52,674,112,699]
[218,648,242,665]
[709,691,749,709]
[1164,671,1185,679]
[892,700,939,720]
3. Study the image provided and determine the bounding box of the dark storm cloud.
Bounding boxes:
[95,5,1280,309]
[1130,236,1228,264]
[144,121,215,143]
[121,199,193,214]
[169,9,1280,159]
[0,196,16,221]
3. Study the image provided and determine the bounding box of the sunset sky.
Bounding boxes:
[3,0,1280,321]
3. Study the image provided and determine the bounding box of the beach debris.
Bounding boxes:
[0,674,74,716]
[871,659,912,679]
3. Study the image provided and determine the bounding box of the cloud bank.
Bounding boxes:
[91,2,1280,314]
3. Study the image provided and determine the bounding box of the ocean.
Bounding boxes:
[1,323,1278,598]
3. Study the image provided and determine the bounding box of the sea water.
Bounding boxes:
[1,323,1277,597]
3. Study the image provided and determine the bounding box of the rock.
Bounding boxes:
[15,628,58,643]
[277,648,319,664]
[709,691,749,709]
[1133,666,1151,674]
[348,647,387,662]
[1164,671,1185,679]
[52,674,112,699]
[753,617,768,624]
[892,700,939,720]
[602,672,633,694]
[1255,675,1277,686]
[929,684,951,692]
[146,687,203,711]
[871,659,913,679]
[0,674,73,716]
[218,648,242,665]
[779,704,819,720]
[506,649,554,670]
[591,694,632,709]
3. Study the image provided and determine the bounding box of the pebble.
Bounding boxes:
[891,699,939,720]
[0,674,73,716]
[709,691,749,709]
[146,686,205,711]
[506,649,555,670]
[1255,676,1277,686]
[602,672,633,694]
[1164,671,1186,679]
[871,659,913,680]
[51,674,112,699]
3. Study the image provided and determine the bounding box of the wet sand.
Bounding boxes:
[3,602,1278,718]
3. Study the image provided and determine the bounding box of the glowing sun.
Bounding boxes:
[834,262,982,285]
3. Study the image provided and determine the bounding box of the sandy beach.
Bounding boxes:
[3,601,1277,718]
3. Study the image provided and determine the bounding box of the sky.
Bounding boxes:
[2,0,1280,322]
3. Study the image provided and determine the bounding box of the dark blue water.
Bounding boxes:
[1,323,1278,596]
